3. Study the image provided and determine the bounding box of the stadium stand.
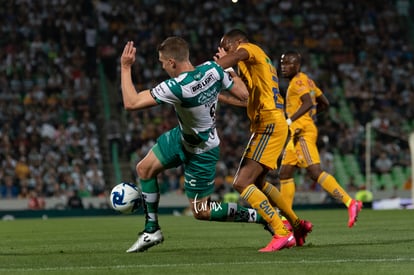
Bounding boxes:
[0,1,105,202]
[0,0,413,209]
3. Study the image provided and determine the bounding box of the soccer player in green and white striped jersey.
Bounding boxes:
[120,37,269,253]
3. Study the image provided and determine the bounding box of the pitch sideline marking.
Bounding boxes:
[1,258,414,272]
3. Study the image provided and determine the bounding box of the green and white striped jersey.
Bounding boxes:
[151,61,234,154]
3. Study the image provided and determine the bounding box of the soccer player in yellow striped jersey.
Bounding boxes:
[279,51,362,229]
[121,37,279,254]
[215,29,313,251]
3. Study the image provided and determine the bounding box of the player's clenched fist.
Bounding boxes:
[121,41,136,68]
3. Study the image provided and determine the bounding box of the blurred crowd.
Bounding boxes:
[104,0,413,192]
[1,0,413,206]
[0,0,105,205]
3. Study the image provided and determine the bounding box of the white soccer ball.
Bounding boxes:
[110,182,142,214]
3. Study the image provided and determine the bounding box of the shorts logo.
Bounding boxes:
[185,179,197,187]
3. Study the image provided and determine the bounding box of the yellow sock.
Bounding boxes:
[241,184,289,236]
[318,172,352,206]
[279,178,296,208]
[261,182,300,229]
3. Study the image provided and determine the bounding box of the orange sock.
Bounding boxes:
[318,172,352,206]
[241,184,289,236]
[279,178,296,208]
[261,181,300,228]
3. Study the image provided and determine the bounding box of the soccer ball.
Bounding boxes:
[110,182,142,214]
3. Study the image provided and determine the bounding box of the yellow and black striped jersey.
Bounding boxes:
[237,43,284,125]
[285,72,322,130]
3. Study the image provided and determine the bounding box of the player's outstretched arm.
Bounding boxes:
[228,69,249,101]
[218,92,247,107]
[120,41,157,110]
[214,47,249,70]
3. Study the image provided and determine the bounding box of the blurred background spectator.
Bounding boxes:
[0,0,412,207]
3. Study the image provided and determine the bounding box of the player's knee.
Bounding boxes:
[192,209,210,220]
[136,161,150,179]
[308,165,324,181]
[279,170,288,180]
[189,197,211,220]
[309,170,323,181]
[279,165,294,179]
[232,179,247,193]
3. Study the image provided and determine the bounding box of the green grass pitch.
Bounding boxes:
[1,209,413,275]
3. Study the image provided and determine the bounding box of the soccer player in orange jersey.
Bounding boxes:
[215,29,313,251]
[279,51,362,228]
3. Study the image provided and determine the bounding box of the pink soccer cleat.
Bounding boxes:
[348,200,363,228]
[283,219,293,232]
[293,220,313,246]
[258,232,296,252]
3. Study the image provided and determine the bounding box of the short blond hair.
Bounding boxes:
[158,36,189,62]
